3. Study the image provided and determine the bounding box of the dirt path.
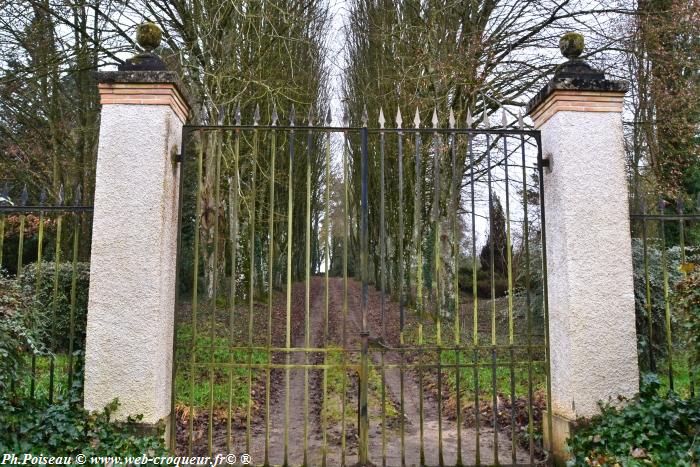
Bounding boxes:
[339,278,530,466]
[199,277,531,465]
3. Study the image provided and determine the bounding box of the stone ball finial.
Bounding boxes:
[559,32,584,60]
[136,22,162,52]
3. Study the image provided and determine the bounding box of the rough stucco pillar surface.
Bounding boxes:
[84,101,182,424]
[540,109,639,419]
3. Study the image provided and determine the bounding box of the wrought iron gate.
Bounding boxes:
[171,105,552,466]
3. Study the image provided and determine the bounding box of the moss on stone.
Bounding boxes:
[559,32,584,59]
[136,22,162,51]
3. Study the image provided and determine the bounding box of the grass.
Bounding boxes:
[322,349,400,429]
[398,294,548,403]
[174,322,268,413]
[656,354,697,399]
[440,350,547,401]
[17,354,73,401]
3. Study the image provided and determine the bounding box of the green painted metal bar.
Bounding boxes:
[359,123,370,466]
[502,128,518,464]
[16,214,25,278]
[491,348,499,464]
[537,133,555,458]
[450,117,463,467]
[659,199,674,390]
[414,111,424,323]
[341,121,349,467]
[186,123,541,137]
[48,211,62,404]
[431,119,444,466]
[640,198,656,372]
[396,114,406,467]
[303,118,312,466]
[413,114,426,467]
[190,360,546,371]
[323,111,331,467]
[677,198,694,397]
[379,114,387,467]
[67,210,80,393]
[188,132,204,455]
[208,128,224,456]
[227,126,241,454]
[0,214,4,269]
[30,209,45,399]
[520,129,535,463]
[473,348,480,465]
[170,126,190,452]
[284,116,296,466]
[504,132,514,346]
[189,342,546,354]
[485,126,500,463]
[266,121,276,464]
[247,122,259,454]
[467,114,480,464]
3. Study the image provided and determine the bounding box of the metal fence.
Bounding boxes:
[0,186,93,404]
[172,106,552,466]
[630,197,698,398]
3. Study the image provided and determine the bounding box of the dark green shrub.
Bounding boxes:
[476,277,508,298]
[567,374,700,466]
[0,397,167,456]
[0,273,47,395]
[19,261,90,354]
[631,239,700,368]
[675,269,700,369]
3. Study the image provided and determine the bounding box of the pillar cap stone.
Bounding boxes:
[526,33,628,124]
[97,71,192,123]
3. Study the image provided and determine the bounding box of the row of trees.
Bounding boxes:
[0,0,698,313]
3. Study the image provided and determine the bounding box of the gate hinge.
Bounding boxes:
[171,146,183,164]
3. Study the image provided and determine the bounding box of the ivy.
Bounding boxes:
[567,374,700,466]
[0,397,167,456]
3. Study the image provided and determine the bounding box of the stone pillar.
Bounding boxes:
[84,23,189,440]
[526,33,638,464]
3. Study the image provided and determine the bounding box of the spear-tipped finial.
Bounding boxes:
[271,103,279,126]
[378,107,386,129]
[361,105,369,127]
[307,107,314,126]
[413,107,421,128]
[342,107,350,127]
[396,108,403,128]
[466,108,473,129]
[20,185,28,206]
[502,111,508,128]
[449,108,456,129]
[483,112,491,129]
[254,103,261,126]
[234,103,241,126]
[326,107,332,126]
[39,189,47,206]
[518,111,524,130]
[58,184,65,205]
[74,185,82,205]
[290,105,296,127]
[432,108,439,128]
